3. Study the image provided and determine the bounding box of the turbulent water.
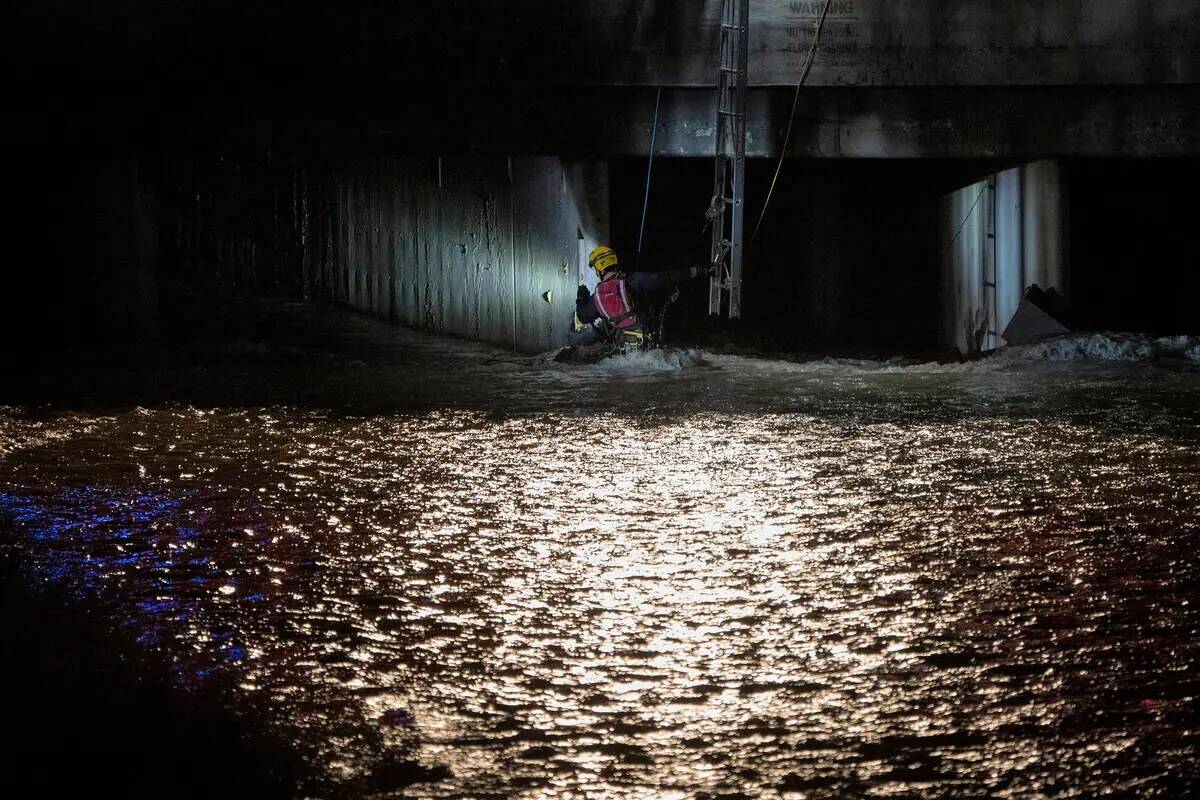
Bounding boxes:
[2,301,1198,798]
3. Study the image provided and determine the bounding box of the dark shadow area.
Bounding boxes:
[1068,158,1200,335]
[0,554,302,799]
[610,157,1011,356]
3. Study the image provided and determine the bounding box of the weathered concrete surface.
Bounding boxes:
[512,160,611,349]
[284,84,1197,159]
[165,154,608,353]
[742,0,1200,86]
[539,0,1200,86]
[511,85,1200,159]
[18,1,1198,87]
[16,3,1199,161]
[331,157,607,352]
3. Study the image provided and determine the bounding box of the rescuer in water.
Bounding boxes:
[567,245,710,355]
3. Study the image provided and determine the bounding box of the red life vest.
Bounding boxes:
[593,278,640,330]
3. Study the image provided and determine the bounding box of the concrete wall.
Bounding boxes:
[941,160,1068,352]
[551,0,1200,86]
[18,4,1199,162]
[327,157,607,352]
[501,84,1200,159]
[164,152,608,354]
[746,0,1199,86]
[19,1,1198,88]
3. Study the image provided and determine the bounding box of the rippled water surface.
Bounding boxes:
[2,302,1198,797]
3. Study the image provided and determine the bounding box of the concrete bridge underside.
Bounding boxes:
[16,0,1200,160]
[365,85,1199,159]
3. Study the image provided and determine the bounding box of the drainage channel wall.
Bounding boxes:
[330,157,608,352]
[163,153,609,354]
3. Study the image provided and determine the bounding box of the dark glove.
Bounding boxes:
[576,284,590,302]
[568,319,607,347]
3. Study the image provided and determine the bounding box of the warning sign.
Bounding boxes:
[778,0,865,75]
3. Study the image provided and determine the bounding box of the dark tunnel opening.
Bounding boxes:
[1068,158,1200,336]
[610,157,1004,355]
[612,156,1200,354]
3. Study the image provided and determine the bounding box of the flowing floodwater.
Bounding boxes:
[2,301,1198,798]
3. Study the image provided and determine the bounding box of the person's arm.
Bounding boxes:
[625,265,709,294]
[568,285,609,344]
[575,285,600,325]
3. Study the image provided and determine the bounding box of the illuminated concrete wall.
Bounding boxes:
[940,160,1068,352]
[326,157,608,352]
[160,152,607,353]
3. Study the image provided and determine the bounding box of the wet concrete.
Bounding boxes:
[2,297,1198,798]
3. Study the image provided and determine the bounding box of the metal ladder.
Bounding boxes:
[706,0,749,318]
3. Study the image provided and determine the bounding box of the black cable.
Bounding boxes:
[750,0,834,242]
[942,182,990,259]
[636,0,673,267]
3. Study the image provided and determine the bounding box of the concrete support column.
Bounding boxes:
[940,159,1068,353]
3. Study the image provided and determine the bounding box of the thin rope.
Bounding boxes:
[636,84,663,264]
[750,0,833,242]
[636,0,672,267]
[942,181,990,259]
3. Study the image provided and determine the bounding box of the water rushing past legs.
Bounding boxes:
[2,302,1198,797]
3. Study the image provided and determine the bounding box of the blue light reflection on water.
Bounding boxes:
[0,486,231,683]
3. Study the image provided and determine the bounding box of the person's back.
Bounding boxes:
[570,245,709,353]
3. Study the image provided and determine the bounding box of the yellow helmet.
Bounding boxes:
[588,245,620,276]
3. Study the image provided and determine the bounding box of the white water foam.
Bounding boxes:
[700,332,1200,378]
[530,332,1199,381]
[582,347,709,373]
[1014,332,1200,364]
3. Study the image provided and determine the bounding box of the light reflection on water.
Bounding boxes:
[1,318,1198,797]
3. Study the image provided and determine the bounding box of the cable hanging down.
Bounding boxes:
[636,85,663,265]
[750,0,834,242]
[636,0,673,267]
